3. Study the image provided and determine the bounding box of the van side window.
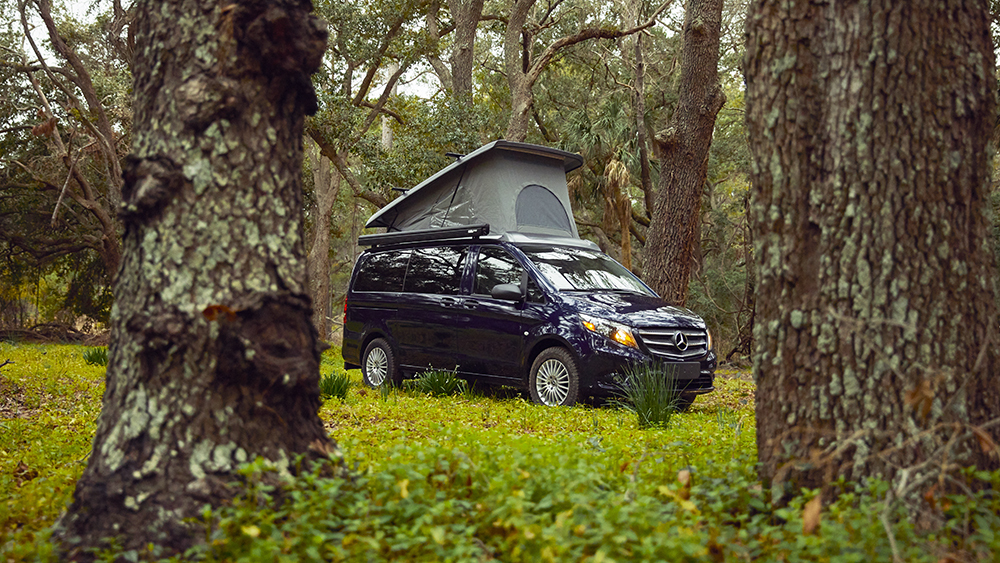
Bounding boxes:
[475,247,545,302]
[354,250,409,292]
[403,246,467,295]
[475,247,521,295]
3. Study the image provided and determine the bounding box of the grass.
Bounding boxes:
[1,344,997,562]
[614,362,682,428]
[318,371,351,401]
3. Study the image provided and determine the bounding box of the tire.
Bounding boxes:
[528,347,580,406]
[675,393,696,412]
[362,338,400,388]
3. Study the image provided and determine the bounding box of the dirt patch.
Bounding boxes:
[0,323,109,345]
[0,376,37,419]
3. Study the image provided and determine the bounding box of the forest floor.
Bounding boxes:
[0,343,996,562]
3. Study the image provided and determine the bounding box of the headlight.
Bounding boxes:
[580,313,638,348]
[707,328,713,351]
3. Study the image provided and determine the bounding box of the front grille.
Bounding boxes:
[636,327,709,360]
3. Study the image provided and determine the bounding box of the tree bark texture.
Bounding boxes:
[307,140,340,341]
[54,0,335,557]
[745,0,999,500]
[503,0,537,142]
[448,0,486,101]
[644,0,725,306]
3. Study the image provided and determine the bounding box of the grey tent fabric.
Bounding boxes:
[365,141,583,238]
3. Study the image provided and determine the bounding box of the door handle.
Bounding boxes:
[463,299,479,309]
[441,297,459,307]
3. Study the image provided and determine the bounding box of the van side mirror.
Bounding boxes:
[491,283,523,301]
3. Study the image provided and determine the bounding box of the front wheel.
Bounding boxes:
[362,338,401,388]
[528,348,580,406]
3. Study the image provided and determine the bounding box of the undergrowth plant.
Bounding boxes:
[81,347,108,366]
[616,362,680,428]
[318,372,350,401]
[412,368,467,397]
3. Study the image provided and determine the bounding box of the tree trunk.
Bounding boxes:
[53,0,335,557]
[503,0,536,142]
[644,0,725,306]
[448,0,486,101]
[745,0,1000,502]
[626,0,654,218]
[307,140,340,341]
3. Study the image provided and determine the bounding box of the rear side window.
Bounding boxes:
[403,246,467,295]
[353,250,409,292]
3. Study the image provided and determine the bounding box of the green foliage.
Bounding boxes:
[615,363,681,428]
[318,372,351,401]
[82,346,108,367]
[2,345,998,562]
[411,368,467,397]
[0,343,104,558]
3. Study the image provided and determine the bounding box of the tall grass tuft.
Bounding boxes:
[82,347,108,367]
[616,363,680,428]
[319,372,351,401]
[414,369,467,397]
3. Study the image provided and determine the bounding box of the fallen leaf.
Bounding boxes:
[802,494,821,535]
[677,469,692,500]
[202,304,237,322]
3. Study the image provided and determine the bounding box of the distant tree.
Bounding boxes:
[52,0,336,557]
[745,0,1000,503]
[643,0,725,306]
[0,0,130,284]
[501,0,667,142]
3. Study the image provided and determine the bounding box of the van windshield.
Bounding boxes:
[521,246,656,296]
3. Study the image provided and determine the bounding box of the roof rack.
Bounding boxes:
[358,223,490,247]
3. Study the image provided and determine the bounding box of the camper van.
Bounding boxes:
[342,141,716,407]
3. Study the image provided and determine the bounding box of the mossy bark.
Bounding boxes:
[745,0,999,500]
[53,0,335,557]
[644,0,726,306]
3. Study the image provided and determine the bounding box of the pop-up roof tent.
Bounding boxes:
[364,141,584,240]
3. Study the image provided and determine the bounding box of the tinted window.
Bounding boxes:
[475,247,522,295]
[403,246,467,294]
[522,246,654,296]
[474,247,545,302]
[354,250,409,292]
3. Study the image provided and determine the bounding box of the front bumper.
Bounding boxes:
[584,344,717,397]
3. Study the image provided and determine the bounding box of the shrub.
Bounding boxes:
[414,369,467,397]
[82,347,108,366]
[616,363,680,428]
[318,372,350,401]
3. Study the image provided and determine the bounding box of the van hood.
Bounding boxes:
[561,291,706,328]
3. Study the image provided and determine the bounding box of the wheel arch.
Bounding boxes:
[525,336,577,383]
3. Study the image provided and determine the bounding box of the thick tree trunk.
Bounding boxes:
[53,0,335,557]
[307,141,340,340]
[745,0,999,501]
[644,0,725,306]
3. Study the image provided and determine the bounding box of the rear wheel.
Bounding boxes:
[362,339,401,388]
[528,348,580,406]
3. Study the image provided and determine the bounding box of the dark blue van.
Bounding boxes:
[341,229,716,407]
[341,141,716,407]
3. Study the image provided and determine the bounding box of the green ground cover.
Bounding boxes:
[0,343,996,561]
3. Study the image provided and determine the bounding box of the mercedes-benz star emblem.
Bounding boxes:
[674,331,689,351]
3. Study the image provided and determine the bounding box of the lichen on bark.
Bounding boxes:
[745,0,999,505]
[54,0,336,558]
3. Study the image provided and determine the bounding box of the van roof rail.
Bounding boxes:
[357,223,490,247]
